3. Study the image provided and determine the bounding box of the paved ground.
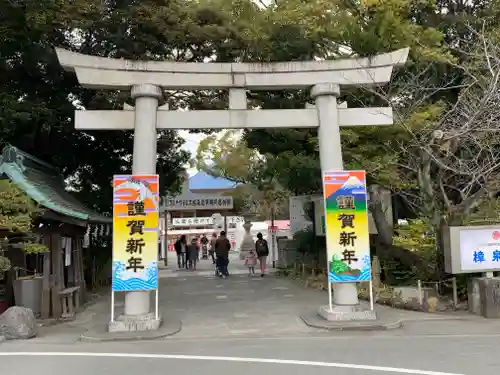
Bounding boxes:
[27,252,463,342]
[158,251,264,278]
[3,252,500,374]
[2,331,500,374]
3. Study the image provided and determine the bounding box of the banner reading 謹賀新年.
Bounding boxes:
[112,175,159,291]
[323,170,371,283]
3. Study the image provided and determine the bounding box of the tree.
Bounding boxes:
[243,0,449,195]
[370,27,500,275]
[201,0,492,280]
[0,180,47,274]
[2,0,242,214]
[0,0,449,216]
[196,130,262,183]
[195,130,289,219]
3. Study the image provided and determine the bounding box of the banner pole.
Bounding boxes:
[110,291,115,322]
[155,288,159,320]
[327,262,333,312]
[369,280,374,311]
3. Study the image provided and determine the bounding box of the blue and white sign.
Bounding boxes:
[459,228,500,272]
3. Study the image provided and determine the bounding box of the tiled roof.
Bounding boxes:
[189,171,238,190]
[0,145,110,224]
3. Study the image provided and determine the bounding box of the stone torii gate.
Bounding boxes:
[56,47,408,331]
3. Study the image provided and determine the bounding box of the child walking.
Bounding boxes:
[245,250,257,276]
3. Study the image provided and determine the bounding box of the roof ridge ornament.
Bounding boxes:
[1,145,26,172]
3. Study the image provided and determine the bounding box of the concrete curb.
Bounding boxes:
[79,320,182,342]
[300,315,403,331]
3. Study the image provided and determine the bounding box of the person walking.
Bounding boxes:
[215,231,231,278]
[200,234,209,260]
[255,232,269,277]
[245,249,257,276]
[187,237,199,270]
[174,235,187,269]
[209,232,217,264]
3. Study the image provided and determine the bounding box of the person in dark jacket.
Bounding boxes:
[209,232,217,264]
[215,231,231,278]
[174,235,187,269]
[200,234,209,260]
[255,232,269,277]
[187,237,200,270]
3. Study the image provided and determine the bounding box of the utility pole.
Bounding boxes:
[271,202,276,268]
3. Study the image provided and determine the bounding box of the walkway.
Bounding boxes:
[132,251,310,338]
[158,251,258,278]
[7,254,500,375]
[21,251,500,344]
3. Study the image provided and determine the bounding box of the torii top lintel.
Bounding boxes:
[54,48,409,91]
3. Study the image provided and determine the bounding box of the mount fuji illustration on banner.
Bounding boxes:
[323,171,371,283]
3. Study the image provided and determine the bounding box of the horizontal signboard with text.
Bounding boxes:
[163,196,233,210]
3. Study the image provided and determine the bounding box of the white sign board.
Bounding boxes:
[313,196,326,236]
[172,216,244,227]
[446,225,500,274]
[164,196,233,210]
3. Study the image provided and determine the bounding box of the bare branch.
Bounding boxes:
[357,24,500,223]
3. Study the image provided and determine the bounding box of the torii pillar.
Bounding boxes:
[55,47,409,330]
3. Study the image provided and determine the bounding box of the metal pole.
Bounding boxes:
[452,277,458,310]
[271,204,276,268]
[160,214,166,263]
[164,212,170,266]
[327,262,333,312]
[155,288,159,320]
[156,208,160,321]
[369,280,374,311]
[110,291,115,322]
[417,280,423,307]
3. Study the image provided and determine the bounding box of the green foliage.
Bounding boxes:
[0,256,11,274]
[291,227,324,256]
[0,0,200,215]
[391,218,437,281]
[0,180,47,272]
[225,180,290,220]
[83,234,112,290]
[465,198,500,225]
[3,0,500,284]
[196,130,290,219]
[196,130,262,184]
[23,242,48,254]
[243,0,451,195]
[0,180,39,233]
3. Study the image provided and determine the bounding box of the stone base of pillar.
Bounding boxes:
[318,305,377,321]
[468,277,481,315]
[477,277,500,319]
[318,283,376,321]
[108,312,162,333]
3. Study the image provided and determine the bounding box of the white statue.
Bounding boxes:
[239,219,254,260]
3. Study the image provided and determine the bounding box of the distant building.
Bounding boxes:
[159,171,240,257]
[189,170,238,193]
